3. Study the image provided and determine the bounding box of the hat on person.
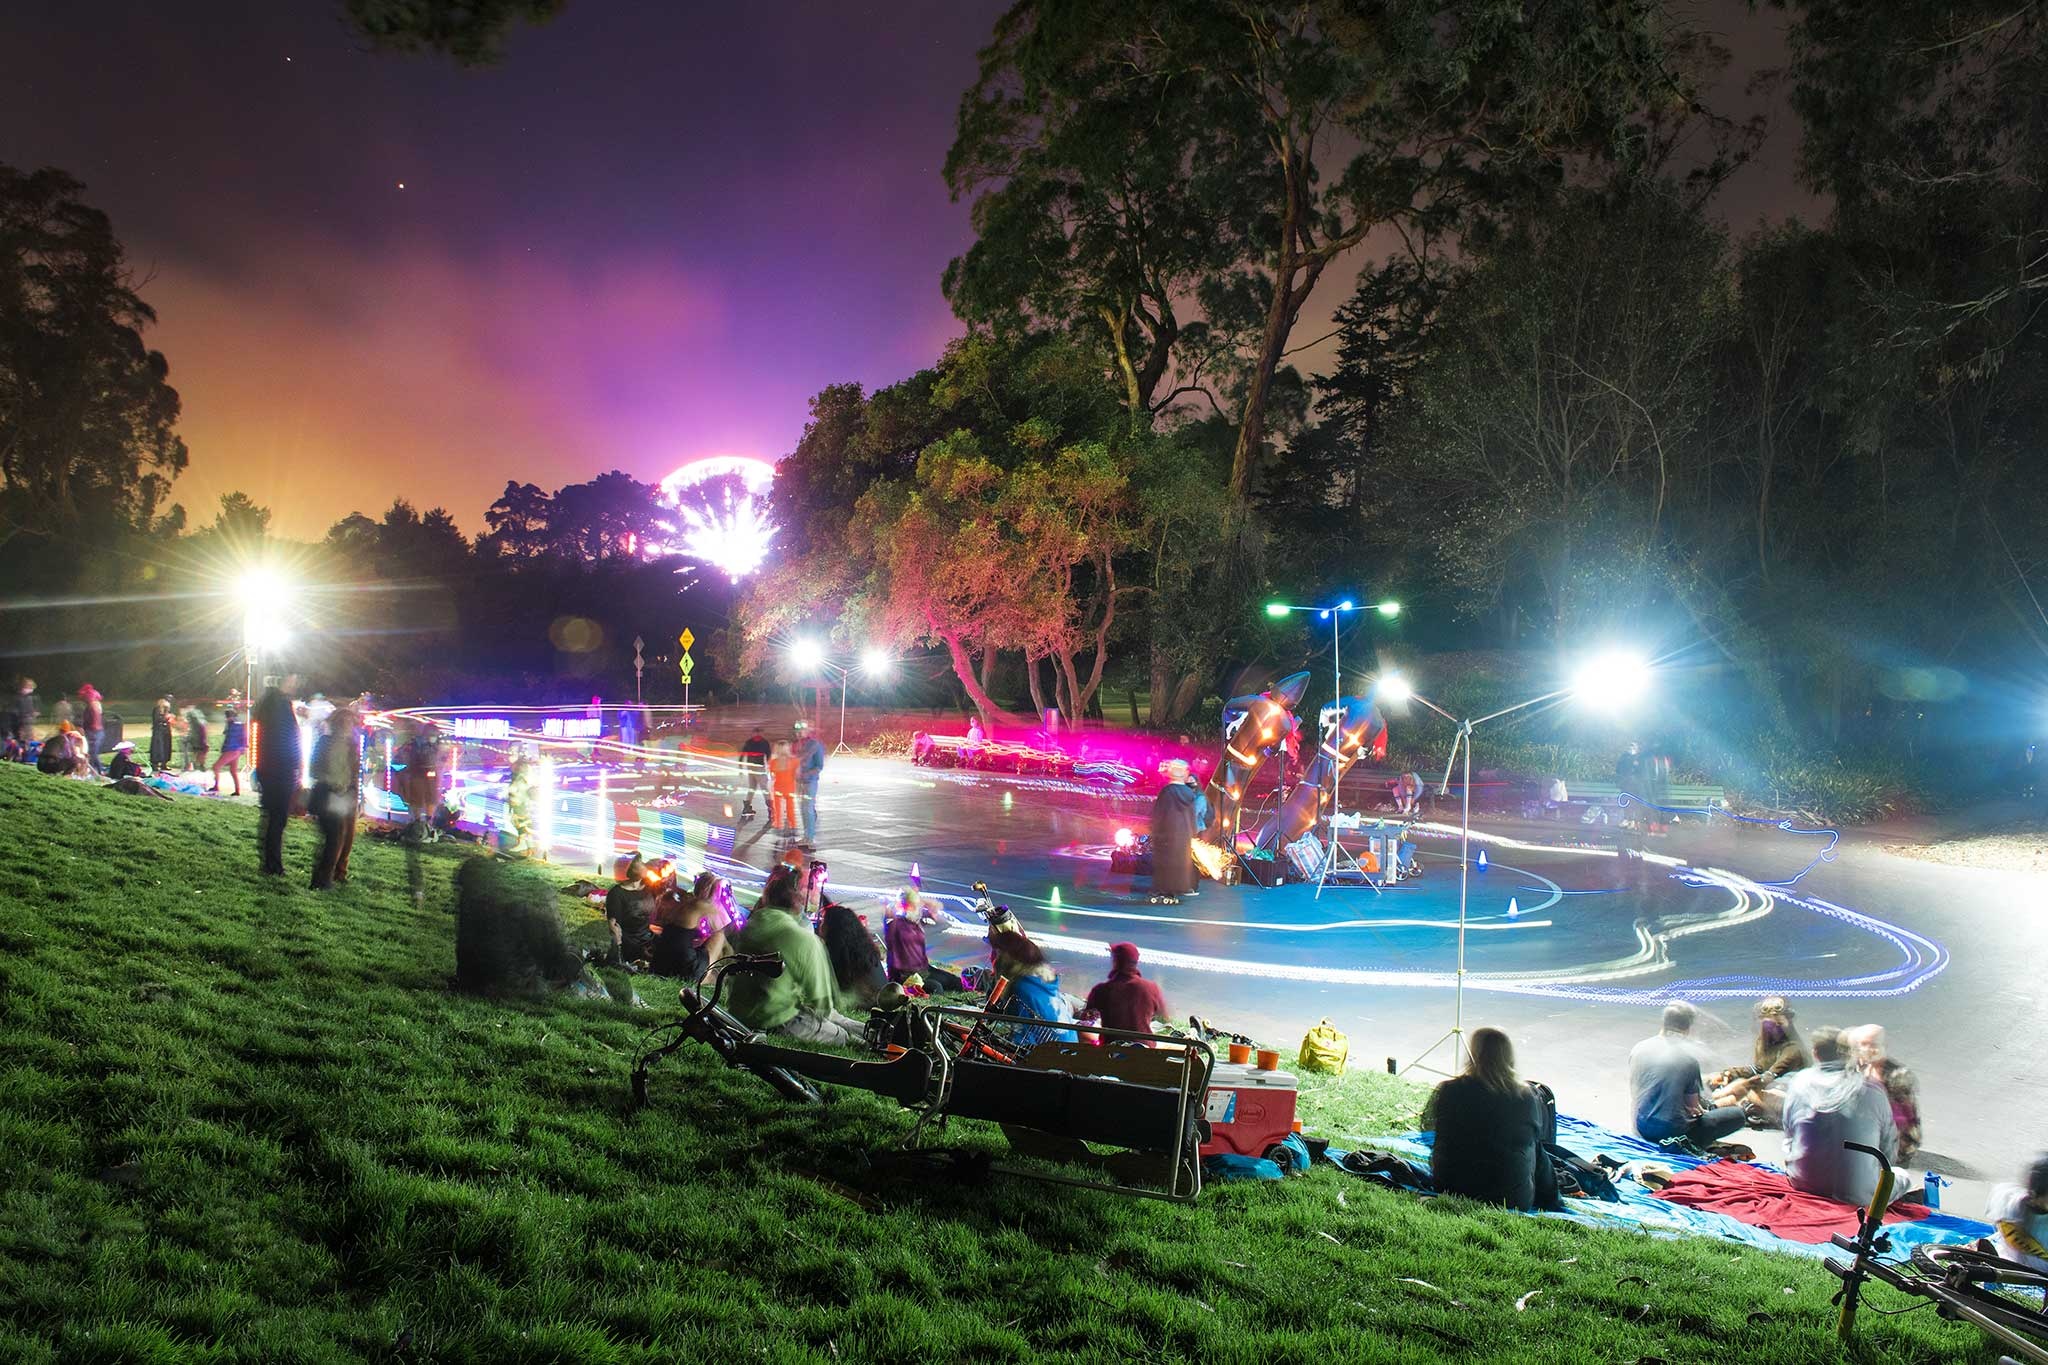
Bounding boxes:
[1110,942,1141,974]
[111,740,136,752]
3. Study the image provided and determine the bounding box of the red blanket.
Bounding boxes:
[1654,1160,1931,1244]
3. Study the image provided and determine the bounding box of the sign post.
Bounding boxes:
[632,635,645,704]
[678,628,695,712]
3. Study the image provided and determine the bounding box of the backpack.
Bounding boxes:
[1527,1079,1619,1202]
[1298,1018,1349,1074]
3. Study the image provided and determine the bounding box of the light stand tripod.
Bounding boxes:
[1401,685,1573,1078]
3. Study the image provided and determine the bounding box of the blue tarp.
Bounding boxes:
[1327,1112,1993,1263]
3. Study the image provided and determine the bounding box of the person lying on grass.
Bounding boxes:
[1422,1026,1561,1211]
[723,873,863,1045]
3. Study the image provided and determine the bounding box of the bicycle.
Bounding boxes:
[1828,1140,2048,1363]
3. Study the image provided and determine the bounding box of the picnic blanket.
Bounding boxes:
[1653,1160,1934,1244]
[1324,1113,1993,1263]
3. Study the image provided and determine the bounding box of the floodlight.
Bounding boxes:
[1571,648,1654,710]
[1376,672,1414,703]
[860,647,892,677]
[790,638,826,670]
[1265,603,1290,618]
[1376,600,1402,618]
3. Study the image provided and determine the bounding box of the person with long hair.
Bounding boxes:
[987,929,1077,1047]
[818,903,886,1012]
[1424,1027,1559,1209]
[1710,996,1809,1126]
[183,706,209,772]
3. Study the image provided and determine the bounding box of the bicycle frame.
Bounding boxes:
[1828,1141,2048,1363]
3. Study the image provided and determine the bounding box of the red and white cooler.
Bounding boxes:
[1199,1062,1299,1160]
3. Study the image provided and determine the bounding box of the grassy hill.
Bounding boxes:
[0,764,1983,1363]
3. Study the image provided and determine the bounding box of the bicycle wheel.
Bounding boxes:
[1907,1246,2048,1346]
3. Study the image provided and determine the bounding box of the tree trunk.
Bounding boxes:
[1024,653,1048,721]
[937,626,1021,728]
[979,645,998,698]
[1149,644,1172,729]
[1127,688,1141,726]
[1165,671,1203,729]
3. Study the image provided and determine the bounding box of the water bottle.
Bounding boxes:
[1922,1172,1943,1209]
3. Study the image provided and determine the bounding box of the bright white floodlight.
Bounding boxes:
[790,638,826,671]
[860,648,893,678]
[1375,672,1414,703]
[1572,649,1655,710]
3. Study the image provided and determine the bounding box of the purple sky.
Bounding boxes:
[1,1,1816,539]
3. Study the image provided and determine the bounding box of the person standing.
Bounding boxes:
[184,706,210,773]
[212,706,244,794]
[767,738,799,836]
[77,683,105,775]
[309,707,362,890]
[737,724,770,819]
[1146,759,1208,901]
[1615,741,1644,793]
[148,698,174,773]
[13,678,37,747]
[252,674,303,876]
[794,721,826,846]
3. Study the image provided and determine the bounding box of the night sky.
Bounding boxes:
[1,1,1815,540]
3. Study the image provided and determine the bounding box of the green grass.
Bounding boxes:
[0,765,1985,1363]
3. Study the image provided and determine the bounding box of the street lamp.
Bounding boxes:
[237,568,297,704]
[1263,597,1403,895]
[789,639,894,755]
[1394,650,1656,1077]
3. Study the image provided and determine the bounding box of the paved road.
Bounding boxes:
[423,712,2043,1217]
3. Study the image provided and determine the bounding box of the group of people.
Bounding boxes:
[6,678,109,775]
[1418,998,1931,1215]
[1627,997,1925,1205]
[735,721,826,844]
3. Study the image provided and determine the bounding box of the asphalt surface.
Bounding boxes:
[415,712,2044,1218]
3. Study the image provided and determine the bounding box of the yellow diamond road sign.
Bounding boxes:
[678,628,695,649]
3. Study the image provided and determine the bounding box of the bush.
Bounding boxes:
[865,728,917,757]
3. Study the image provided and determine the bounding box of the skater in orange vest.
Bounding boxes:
[768,738,799,835]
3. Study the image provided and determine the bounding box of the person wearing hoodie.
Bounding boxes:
[1781,1027,1897,1207]
[1147,759,1209,900]
[1080,942,1169,1042]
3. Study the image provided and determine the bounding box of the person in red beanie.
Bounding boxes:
[1081,942,1168,1044]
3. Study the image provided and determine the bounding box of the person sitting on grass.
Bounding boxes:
[987,929,1077,1047]
[1422,1026,1560,1210]
[883,888,963,993]
[723,874,863,1045]
[648,870,735,982]
[1629,1001,1754,1147]
[1987,1152,2048,1273]
[1781,1027,1897,1208]
[105,741,145,782]
[818,902,886,1014]
[1841,1023,1923,1166]
[1079,942,1168,1043]
[604,854,657,966]
[1709,996,1808,1126]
